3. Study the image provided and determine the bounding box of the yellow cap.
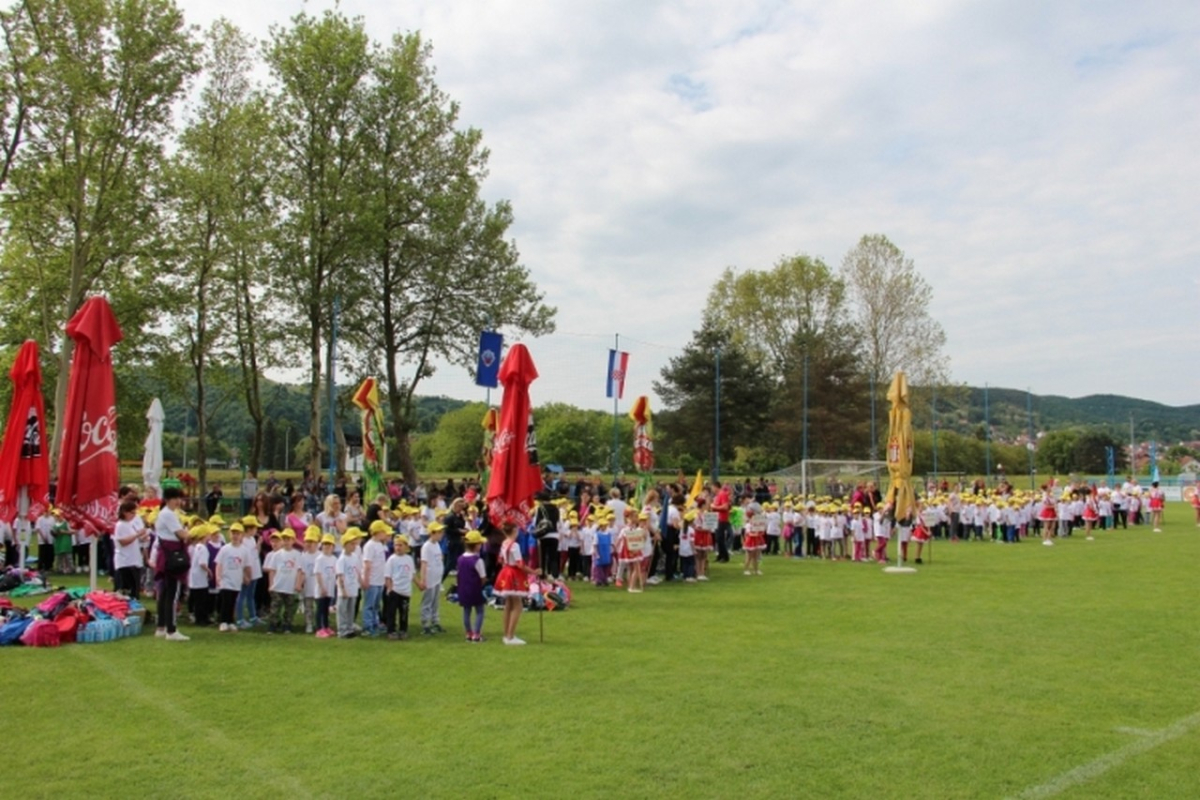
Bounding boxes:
[464,530,485,545]
[320,533,336,546]
[240,515,260,528]
[341,528,363,546]
[369,520,393,536]
[304,525,321,543]
[428,521,445,533]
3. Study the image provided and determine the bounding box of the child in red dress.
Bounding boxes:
[494,522,539,646]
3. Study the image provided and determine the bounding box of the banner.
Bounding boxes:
[476,330,503,388]
[352,377,386,501]
[606,349,629,399]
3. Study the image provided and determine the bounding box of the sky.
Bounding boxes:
[179,0,1200,411]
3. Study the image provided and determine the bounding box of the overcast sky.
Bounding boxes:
[180,0,1200,412]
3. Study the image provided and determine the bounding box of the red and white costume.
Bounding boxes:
[494,539,529,598]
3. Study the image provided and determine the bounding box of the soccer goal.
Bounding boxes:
[768,459,887,499]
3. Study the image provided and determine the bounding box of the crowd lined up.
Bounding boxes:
[2,471,1187,646]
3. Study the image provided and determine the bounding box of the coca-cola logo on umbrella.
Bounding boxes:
[21,406,41,459]
[78,406,118,466]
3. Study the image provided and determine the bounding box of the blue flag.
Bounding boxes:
[476,331,502,388]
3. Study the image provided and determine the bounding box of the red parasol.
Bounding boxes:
[486,343,542,527]
[0,339,50,523]
[55,297,123,535]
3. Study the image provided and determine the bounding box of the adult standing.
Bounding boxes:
[205,482,224,517]
[443,498,468,575]
[712,481,733,563]
[154,487,190,641]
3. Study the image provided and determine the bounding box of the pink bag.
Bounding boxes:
[20,619,61,648]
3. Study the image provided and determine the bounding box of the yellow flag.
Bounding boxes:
[688,469,704,503]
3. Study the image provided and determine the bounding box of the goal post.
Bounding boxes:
[767,459,888,499]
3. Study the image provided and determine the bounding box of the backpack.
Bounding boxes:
[0,615,33,645]
[0,571,21,593]
[21,619,60,647]
[35,591,71,618]
[54,606,87,644]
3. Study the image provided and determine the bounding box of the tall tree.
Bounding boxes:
[350,32,554,484]
[0,0,199,465]
[266,8,371,481]
[705,254,851,375]
[654,322,772,477]
[163,19,267,492]
[840,234,948,389]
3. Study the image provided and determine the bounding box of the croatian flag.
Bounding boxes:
[606,349,629,399]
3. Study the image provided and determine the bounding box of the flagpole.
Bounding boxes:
[611,333,620,487]
[714,344,721,482]
[16,487,28,571]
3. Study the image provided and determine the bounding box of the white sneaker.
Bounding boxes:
[155,628,167,637]
[165,631,190,641]
[1153,528,1162,533]
[218,623,228,632]
[504,636,526,646]
[1042,540,1054,546]
[697,575,708,581]
[743,570,752,575]
[756,570,763,575]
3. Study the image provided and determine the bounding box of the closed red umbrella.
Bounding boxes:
[486,343,542,527]
[0,339,51,528]
[55,297,124,536]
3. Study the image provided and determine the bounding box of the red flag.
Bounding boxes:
[0,340,50,523]
[56,297,123,535]
[486,344,541,527]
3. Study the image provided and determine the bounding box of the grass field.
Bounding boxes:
[7,504,1200,799]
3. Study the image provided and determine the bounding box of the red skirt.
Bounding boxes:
[1082,508,1099,521]
[912,527,931,542]
[494,565,528,597]
[1038,506,1056,521]
[743,533,765,551]
[694,530,714,551]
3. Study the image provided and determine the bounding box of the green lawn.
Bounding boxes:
[7,504,1200,799]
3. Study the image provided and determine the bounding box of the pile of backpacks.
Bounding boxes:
[0,589,144,648]
[0,566,51,598]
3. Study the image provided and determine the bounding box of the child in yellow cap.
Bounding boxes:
[313,534,337,637]
[265,529,302,634]
[383,536,415,640]
[335,528,364,638]
[299,526,321,634]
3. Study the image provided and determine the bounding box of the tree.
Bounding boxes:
[349,32,554,485]
[704,254,850,374]
[417,401,488,473]
[654,322,772,477]
[841,234,948,389]
[1072,429,1126,474]
[0,0,200,465]
[535,403,626,471]
[163,19,268,490]
[1036,430,1079,475]
[266,8,372,480]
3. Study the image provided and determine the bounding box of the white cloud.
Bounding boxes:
[179,0,1200,410]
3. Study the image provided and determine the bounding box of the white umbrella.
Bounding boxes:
[142,398,165,497]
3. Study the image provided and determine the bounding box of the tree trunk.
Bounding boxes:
[308,311,323,482]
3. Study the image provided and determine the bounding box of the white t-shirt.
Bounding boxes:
[420,540,444,585]
[679,527,695,557]
[299,550,318,599]
[384,553,415,596]
[113,519,144,569]
[362,539,388,587]
[244,540,263,580]
[264,548,302,594]
[188,543,210,589]
[335,550,363,598]
[215,542,248,592]
[155,507,183,542]
[314,553,338,598]
[35,515,55,544]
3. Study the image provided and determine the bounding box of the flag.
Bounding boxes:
[605,349,629,399]
[688,469,704,503]
[476,331,503,388]
[351,377,386,501]
[629,395,654,472]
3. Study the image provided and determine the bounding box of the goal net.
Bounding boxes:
[768,459,887,499]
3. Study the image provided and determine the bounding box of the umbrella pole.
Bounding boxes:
[89,537,98,592]
[16,487,28,571]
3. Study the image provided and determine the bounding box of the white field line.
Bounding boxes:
[1011,711,1200,799]
[71,645,314,799]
